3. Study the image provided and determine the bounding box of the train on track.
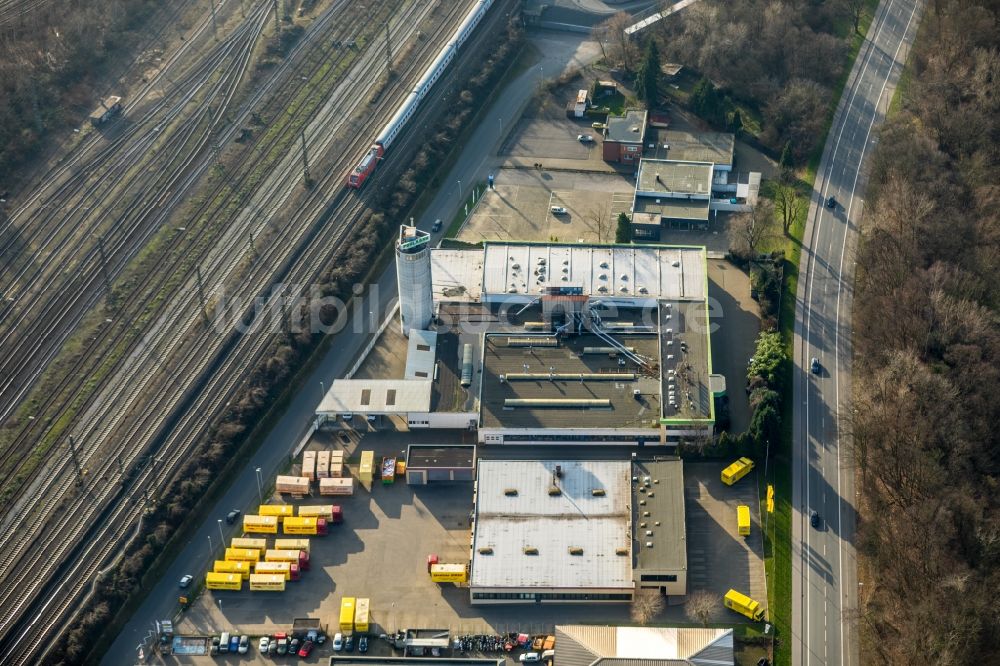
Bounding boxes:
[346,0,494,189]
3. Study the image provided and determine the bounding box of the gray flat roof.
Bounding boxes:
[406,445,476,469]
[660,131,734,167]
[632,197,710,222]
[659,301,713,421]
[471,460,633,590]
[606,110,647,144]
[633,460,686,574]
[480,333,663,430]
[636,160,713,197]
[317,379,432,415]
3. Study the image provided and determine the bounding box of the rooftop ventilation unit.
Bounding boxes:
[548,486,562,496]
[568,547,584,556]
[523,547,539,555]
[616,548,629,556]
[478,547,494,555]
[645,541,653,548]
[592,488,606,497]
[504,488,518,496]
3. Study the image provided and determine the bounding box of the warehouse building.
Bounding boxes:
[554,625,733,666]
[469,459,688,604]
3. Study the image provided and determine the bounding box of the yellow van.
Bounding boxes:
[721,457,755,485]
[737,505,751,537]
[724,589,764,621]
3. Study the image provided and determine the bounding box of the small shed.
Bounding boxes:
[405,445,476,484]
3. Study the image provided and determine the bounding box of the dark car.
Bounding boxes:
[298,640,314,658]
[289,637,301,655]
[345,634,355,652]
[810,357,821,374]
[432,218,442,232]
[359,635,369,653]
[826,196,836,209]
[225,509,241,524]
[210,636,220,655]
[810,510,821,529]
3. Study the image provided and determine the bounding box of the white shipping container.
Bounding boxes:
[317,450,330,479]
[320,477,354,496]
[329,463,344,478]
[302,451,317,481]
[276,475,310,495]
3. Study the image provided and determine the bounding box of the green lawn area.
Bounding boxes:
[444,181,487,238]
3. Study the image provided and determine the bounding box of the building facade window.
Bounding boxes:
[639,574,678,582]
[472,592,632,601]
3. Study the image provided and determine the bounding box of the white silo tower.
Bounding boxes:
[395,224,433,337]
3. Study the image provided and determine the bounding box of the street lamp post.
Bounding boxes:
[208,534,213,557]
[217,519,224,545]
[457,179,462,201]
[255,467,263,504]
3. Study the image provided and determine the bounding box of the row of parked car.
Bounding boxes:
[210,630,327,658]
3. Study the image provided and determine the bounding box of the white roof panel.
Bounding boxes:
[317,379,431,415]
[404,329,437,380]
[431,249,483,302]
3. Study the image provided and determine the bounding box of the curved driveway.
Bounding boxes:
[791,0,924,664]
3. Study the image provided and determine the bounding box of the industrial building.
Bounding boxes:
[404,445,476,484]
[317,234,717,445]
[602,109,647,168]
[468,459,687,604]
[554,625,734,666]
[631,159,715,235]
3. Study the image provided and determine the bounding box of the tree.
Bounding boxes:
[591,23,609,62]
[636,39,661,105]
[615,212,632,243]
[732,199,775,256]
[597,12,638,72]
[747,330,786,388]
[774,182,804,235]
[685,589,717,626]
[779,141,794,180]
[587,204,612,242]
[840,0,866,34]
[730,108,744,136]
[630,590,666,623]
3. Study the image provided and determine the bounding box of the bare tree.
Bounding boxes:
[597,12,638,72]
[732,199,775,255]
[590,23,609,62]
[586,203,612,242]
[773,183,804,235]
[840,0,866,33]
[630,589,666,623]
[685,589,716,626]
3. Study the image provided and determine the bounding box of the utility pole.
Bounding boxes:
[300,130,312,186]
[384,21,393,72]
[68,436,82,480]
[209,0,218,39]
[96,235,113,300]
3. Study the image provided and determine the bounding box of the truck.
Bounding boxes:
[737,505,751,537]
[243,514,279,534]
[339,597,356,634]
[721,457,755,486]
[430,563,468,583]
[230,537,267,552]
[213,560,253,579]
[381,457,396,484]
[225,547,261,563]
[319,477,354,496]
[205,572,243,591]
[249,573,286,591]
[258,504,295,521]
[298,505,342,523]
[723,589,764,621]
[275,475,310,495]
[358,451,374,483]
[254,561,300,581]
[354,598,370,633]
[283,516,328,535]
[265,549,310,571]
[275,538,311,555]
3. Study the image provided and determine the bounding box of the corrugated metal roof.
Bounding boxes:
[555,626,733,666]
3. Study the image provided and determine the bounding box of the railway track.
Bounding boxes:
[0,0,490,661]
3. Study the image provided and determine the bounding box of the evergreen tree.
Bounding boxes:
[615,212,632,243]
[730,108,744,136]
[636,39,661,105]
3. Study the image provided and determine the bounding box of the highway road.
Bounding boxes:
[791,0,924,664]
[103,31,597,666]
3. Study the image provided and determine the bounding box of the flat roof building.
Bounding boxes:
[658,131,735,171]
[470,460,634,603]
[554,625,733,666]
[631,160,714,237]
[603,110,647,169]
[405,445,476,484]
[632,459,687,596]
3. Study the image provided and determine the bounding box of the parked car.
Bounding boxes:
[591,122,607,129]
[810,510,821,529]
[225,509,241,524]
[345,634,355,652]
[258,636,270,653]
[268,636,277,655]
[276,637,289,655]
[238,635,249,654]
[289,637,300,655]
[228,634,239,653]
[210,636,220,655]
[520,653,542,663]
[810,357,821,374]
[432,218,442,232]
[577,134,594,143]
[298,640,314,658]
[219,631,230,654]
[549,206,567,215]
[333,633,344,651]
[359,635,369,653]
[178,574,193,588]
[826,196,837,209]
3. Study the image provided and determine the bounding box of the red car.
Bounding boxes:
[298,640,314,658]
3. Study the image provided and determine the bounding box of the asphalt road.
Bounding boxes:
[104,31,596,666]
[791,0,924,664]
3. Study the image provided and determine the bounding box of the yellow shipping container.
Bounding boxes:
[339,597,356,633]
[721,457,755,486]
[283,516,320,535]
[359,450,374,482]
[225,547,261,563]
[254,561,292,580]
[430,563,468,583]
[249,573,286,591]
[230,537,267,552]
[258,504,295,521]
[354,598,370,632]
[737,505,751,537]
[274,538,310,555]
[206,572,243,590]
[724,589,764,621]
[243,514,278,534]
[213,560,253,579]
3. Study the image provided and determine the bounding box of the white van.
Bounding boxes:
[219,631,230,654]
